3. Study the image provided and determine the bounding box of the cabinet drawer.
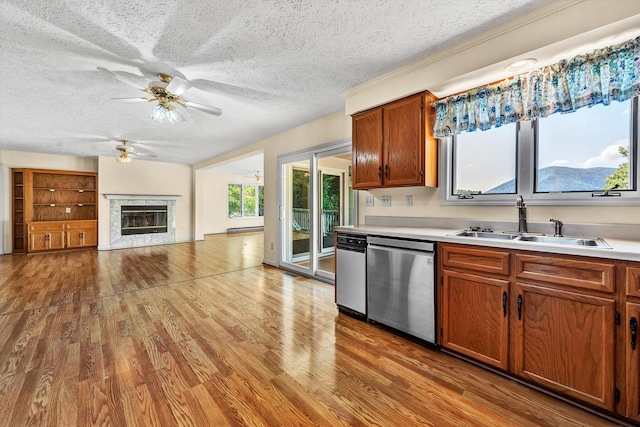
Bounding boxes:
[441,244,510,275]
[66,220,97,230]
[515,254,614,293]
[627,265,640,297]
[28,222,65,232]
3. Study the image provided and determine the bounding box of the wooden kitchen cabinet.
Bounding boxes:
[625,264,640,422]
[441,270,510,369]
[440,244,511,370]
[513,282,615,410]
[13,168,98,253]
[352,91,438,190]
[439,242,625,418]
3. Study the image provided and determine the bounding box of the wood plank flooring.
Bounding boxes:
[0,232,622,426]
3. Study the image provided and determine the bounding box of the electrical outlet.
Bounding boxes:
[65,207,71,213]
[365,196,374,207]
[406,195,413,207]
[381,196,391,207]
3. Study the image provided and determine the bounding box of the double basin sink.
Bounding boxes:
[450,230,612,249]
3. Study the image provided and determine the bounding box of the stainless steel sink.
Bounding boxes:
[516,235,612,248]
[449,230,612,249]
[451,231,519,240]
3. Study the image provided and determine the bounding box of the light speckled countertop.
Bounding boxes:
[335,224,640,262]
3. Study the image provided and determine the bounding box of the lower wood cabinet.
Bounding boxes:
[514,283,616,410]
[27,220,97,252]
[29,222,65,251]
[66,221,97,248]
[441,270,509,369]
[626,264,640,423]
[438,243,629,421]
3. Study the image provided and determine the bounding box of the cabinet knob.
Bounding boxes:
[384,164,389,178]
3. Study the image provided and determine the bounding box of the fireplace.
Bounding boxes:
[121,205,168,235]
[105,194,180,249]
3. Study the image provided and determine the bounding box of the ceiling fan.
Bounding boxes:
[115,140,157,164]
[245,171,263,184]
[97,67,222,124]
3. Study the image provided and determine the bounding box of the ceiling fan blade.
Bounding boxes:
[97,67,146,90]
[166,76,192,95]
[131,151,157,158]
[111,97,154,103]
[183,101,222,116]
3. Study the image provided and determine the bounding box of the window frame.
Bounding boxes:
[441,97,640,206]
[227,183,265,219]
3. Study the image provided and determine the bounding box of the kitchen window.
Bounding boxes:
[228,184,265,218]
[442,97,639,205]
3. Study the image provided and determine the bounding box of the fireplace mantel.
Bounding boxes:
[104,194,182,200]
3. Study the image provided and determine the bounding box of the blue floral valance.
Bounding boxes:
[432,36,640,138]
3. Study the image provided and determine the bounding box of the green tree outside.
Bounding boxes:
[603,146,629,190]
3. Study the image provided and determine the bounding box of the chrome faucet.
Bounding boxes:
[516,195,527,233]
[550,218,563,237]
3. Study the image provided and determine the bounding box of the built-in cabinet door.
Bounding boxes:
[30,231,65,251]
[66,221,97,248]
[352,108,383,189]
[382,94,424,187]
[514,282,616,411]
[441,269,510,370]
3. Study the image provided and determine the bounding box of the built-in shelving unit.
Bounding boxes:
[12,168,98,253]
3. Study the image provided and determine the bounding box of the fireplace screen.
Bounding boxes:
[121,205,168,235]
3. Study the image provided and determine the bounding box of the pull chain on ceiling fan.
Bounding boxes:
[97,67,223,124]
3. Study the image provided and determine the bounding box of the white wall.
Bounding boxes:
[97,156,193,248]
[357,186,640,228]
[201,171,264,235]
[1,150,98,253]
[196,110,352,264]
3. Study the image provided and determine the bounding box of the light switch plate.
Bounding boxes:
[365,196,374,207]
[65,207,71,213]
[381,196,391,207]
[406,195,413,207]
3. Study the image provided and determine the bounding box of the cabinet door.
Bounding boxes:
[626,302,640,422]
[441,269,509,370]
[29,230,64,251]
[66,226,97,248]
[382,94,424,187]
[514,283,615,410]
[352,108,383,189]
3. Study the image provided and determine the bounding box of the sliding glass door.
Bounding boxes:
[277,140,354,282]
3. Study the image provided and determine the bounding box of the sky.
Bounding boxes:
[455,99,631,192]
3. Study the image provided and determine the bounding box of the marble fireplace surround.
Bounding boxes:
[105,194,181,249]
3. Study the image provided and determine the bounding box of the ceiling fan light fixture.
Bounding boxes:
[166,107,181,124]
[150,104,166,123]
[116,152,132,164]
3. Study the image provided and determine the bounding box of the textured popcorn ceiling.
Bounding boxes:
[0,0,549,165]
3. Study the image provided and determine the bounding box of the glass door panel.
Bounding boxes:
[278,140,355,281]
[282,159,311,271]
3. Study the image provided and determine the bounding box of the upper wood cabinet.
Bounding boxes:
[12,168,98,253]
[352,91,438,190]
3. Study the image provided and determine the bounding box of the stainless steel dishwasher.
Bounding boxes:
[367,236,436,344]
[336,233,367,317]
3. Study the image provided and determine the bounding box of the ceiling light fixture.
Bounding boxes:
[116,151,132,164]
[504,58,537,73]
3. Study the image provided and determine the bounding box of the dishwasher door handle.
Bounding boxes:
[368,244,434,260]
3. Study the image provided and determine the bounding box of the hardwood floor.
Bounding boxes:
[0,232,621,426]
